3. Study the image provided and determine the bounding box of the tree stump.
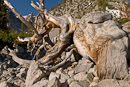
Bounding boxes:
[74,11,128,79]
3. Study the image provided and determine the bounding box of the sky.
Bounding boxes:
[10,0,63,16]
[9,0,130,16]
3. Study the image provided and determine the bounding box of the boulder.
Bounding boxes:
[25,61,46,87]
[49,72,60,81]
[47,77,61,87]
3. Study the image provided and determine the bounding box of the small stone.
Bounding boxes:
[93,77,99,82]
[74,72,87,81]
[88,65,97,77]
[67,78,75,84]
[60,73,70,83]
[78,81,90,87]
[49,72,60,81]
[32,79,48,87]
[66,52,75,62]
[72,62,78,67]
[75,63,93,73]
[68,70,74,78]
[69,82,82,87]
[78,58,91,65]
[56,68,63,74]
[67,67,73,71]
[90,82,98,87]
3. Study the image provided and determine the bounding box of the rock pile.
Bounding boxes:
[0,45,130,87]
[0,45,97,87]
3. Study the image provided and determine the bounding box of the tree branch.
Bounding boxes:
[48,48,76,71]
[8,48,34,67]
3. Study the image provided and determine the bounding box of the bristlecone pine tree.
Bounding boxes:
[3,0,130,82]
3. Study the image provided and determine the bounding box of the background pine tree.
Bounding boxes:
[0,0,32,50]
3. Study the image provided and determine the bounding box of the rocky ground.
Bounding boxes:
[0,44,95,87]
[0,40,130,87]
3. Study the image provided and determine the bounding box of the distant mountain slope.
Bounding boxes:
[49,0,128,18]
[7,11,27,32]
[7,11,36,32]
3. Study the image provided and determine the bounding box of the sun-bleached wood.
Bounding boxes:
[5,0,129,81]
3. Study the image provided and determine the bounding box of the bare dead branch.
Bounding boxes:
[8,48,34,67]
[33,34,54,60]
[31,1,44,12]
[38,29,73,64]
[33,44,45,60]
[48,48,76,71]
[36,2,40,7]
[31,1,61,27]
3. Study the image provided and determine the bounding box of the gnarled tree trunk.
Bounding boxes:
[74,11,128,79]
[4,0,129,81]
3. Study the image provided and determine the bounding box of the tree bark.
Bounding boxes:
[74,12,128,79]
[8,48,33,67]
